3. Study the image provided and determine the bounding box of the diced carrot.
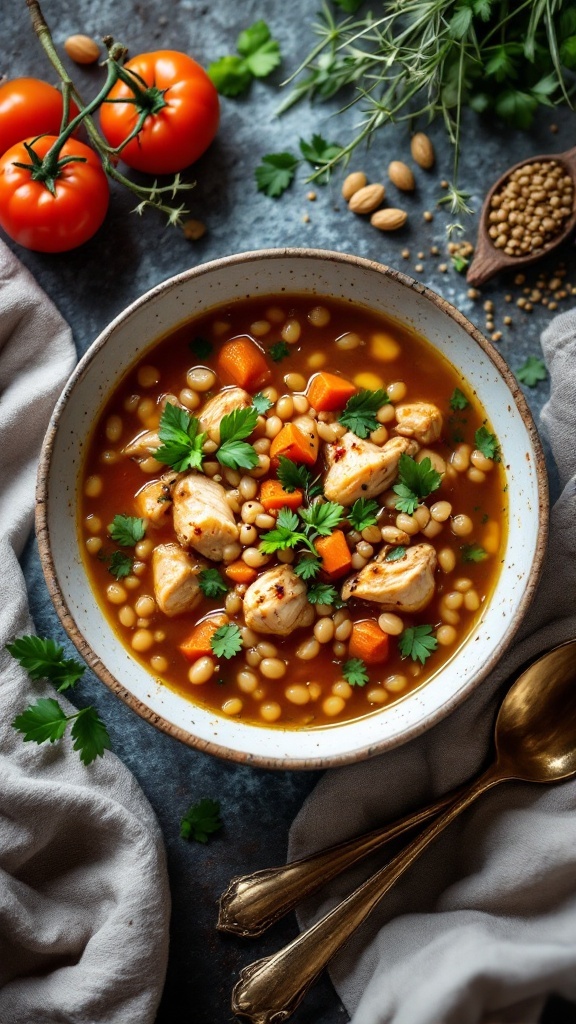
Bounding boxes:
[269,423,318,466]
[348,619,390,665]
[259,479,303,512]
[306,371,357,412]
[178,613,228,663]
[224,560,258,585]
[217,336,272,391]
[315,530,353,579]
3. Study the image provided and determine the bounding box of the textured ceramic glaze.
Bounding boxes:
[36,249,548,768]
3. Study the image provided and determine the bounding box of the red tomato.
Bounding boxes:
[0,78,79,157]
[0,136,109,253]
[99,50,219,175]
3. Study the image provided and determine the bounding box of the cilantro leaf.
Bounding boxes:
[189,336,213,361]
[6,635,85,692]
[208,55,253,97]
[393,455,442,515]
[338,389,390,438]
[210,623,243,660]
[474,426,500,461]
[342,658,369,687]
[260,507,305,553]
[12,697,68,745]
[451,253,469,272]
[180,797,223,843]
[300,501,345,537]
[299,134,343,182]
[269,340,291,362]
[348,498,379,532]
[70,706,112,765]
[293,554,322,580]
[516,356,548,387]
[156,403,206,473]
[449,387,469,411]
[252,392,273,415]
[106,551,134,580]
[109,514,146,547]
[385,546,406,561]
[198,568,229,599]
[255,152,299,198]
[277,457,322,502]
[217,407,259,470]
[307,582,340,606]
[398,625,438,664]
[237,21,281,78]
[461,543,488,563]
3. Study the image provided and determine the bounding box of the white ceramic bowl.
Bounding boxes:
[37,249,548,769]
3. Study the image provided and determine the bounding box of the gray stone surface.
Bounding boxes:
[6,0,576,1021]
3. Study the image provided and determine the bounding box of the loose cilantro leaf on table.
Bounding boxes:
[189,336,213,361]
[516,356,548,387]
[338,389,390,439]
[299,134,343,183]
[71,707,112,765]
[109,514,146,547]
[12,698,111,765]
[385,546,406,561]
[217,407,259,471]
[461,543,488,563]
[156,403,206,473]
[307,582,340,606]
[180,797,223,843]
[342,658,369,687]
[449,387,469,411]
[348,498,379,532]
[277,457,322,503]
[208,20,281,97]
[269,340,291,362]
[255,152,299,198]
[210,623,243,660]
[6,636,85,692]
[399,625,438,665]
[393,455,442,515]
[474,426,500,461]
[252,392,273,415]
[198,569,229,599]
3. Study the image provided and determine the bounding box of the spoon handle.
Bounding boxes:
[218,787,461,937]
[231,766,503,1024]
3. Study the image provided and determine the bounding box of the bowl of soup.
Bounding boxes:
[36,249,548,768]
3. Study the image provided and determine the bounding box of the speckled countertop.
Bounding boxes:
[5,0,576,1021]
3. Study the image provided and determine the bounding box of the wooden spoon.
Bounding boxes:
[466,147,576,286]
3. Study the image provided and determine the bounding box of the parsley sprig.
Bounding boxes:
[156,403,207,473]
[198,569,229,599]
[180,797,223,842]
[338,388,390,439]
[210,623,243,660]
[109,514,146,547]
[208,21,281,97]
[307,581,342,606]
[99,549,134,580]
[255,134,343,197]
[516,356,548,387]
[252,392,273,415]
[217,407,259,470]
[449,387,469,411]
[393,455,442,515]
[348,498,379,532]
[6,636,111,765]
[260,502,345,578]
[342,658,369,687]
[268,340,291,362]
[398,625,438,665]
[474,426,500,462]
[277,456,323,504]
[461,543,488,563]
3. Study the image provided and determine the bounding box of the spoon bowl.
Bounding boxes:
[467,147,576,286]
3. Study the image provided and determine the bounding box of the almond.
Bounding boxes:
[64,34,101,64]
[388,160,415,192]
[341,171,368,201]
[370,208,408,232]
[410,132,435,170]
[348,183,386,214]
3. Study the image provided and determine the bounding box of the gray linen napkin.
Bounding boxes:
[0,241,170,1024]
[289,309,576,1024]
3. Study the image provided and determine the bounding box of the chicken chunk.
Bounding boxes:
[342,542,437,612]
[172,473,239,561]
[134,479,173,526]
[243,565,314,636]
[152,543,203,617]
[323,432,419,506]
[198,386,252,443]
[394,401,443,445]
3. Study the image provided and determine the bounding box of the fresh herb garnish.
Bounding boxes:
[342,657,369,687]
[385,546,406,562]
[461,543,488,563]
[300,501,345,536]
[398,625,438,665]
[293,553,323,580]
[189,336,213,361]
[269,340,291,362]
[474,426,500,461]
[393,455,442,515]
[516,356,548,387]
[210,623,243,660]
[260,507,304,553]
[6,636,85,692]
[449,387,470,411]
[277,456,323,503]
[298,134,343,184]
[307,581,340,606]
[338,388,390,439]
[216,407,259,471]
[208,20,281,97]
[252,392,273,415]
[348,498,379,532]
[12,700,111,766]
[103,550,134,580]
[260,503,344,566]
[451,253,469,273]
[255,152,299,198]
[109,514,146,547]
[180,797,223,843]
[198,568,229,599]
[156,403,207,473]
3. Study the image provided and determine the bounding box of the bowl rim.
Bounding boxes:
[36,247,549,769]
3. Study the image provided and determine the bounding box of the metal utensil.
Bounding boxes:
[466,146,576,286]
[231,639,576,1024]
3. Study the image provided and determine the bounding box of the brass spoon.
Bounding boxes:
[466,146,576,286]
[231,639,576,1024]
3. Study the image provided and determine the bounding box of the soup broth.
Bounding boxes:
[80,295,507,728]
